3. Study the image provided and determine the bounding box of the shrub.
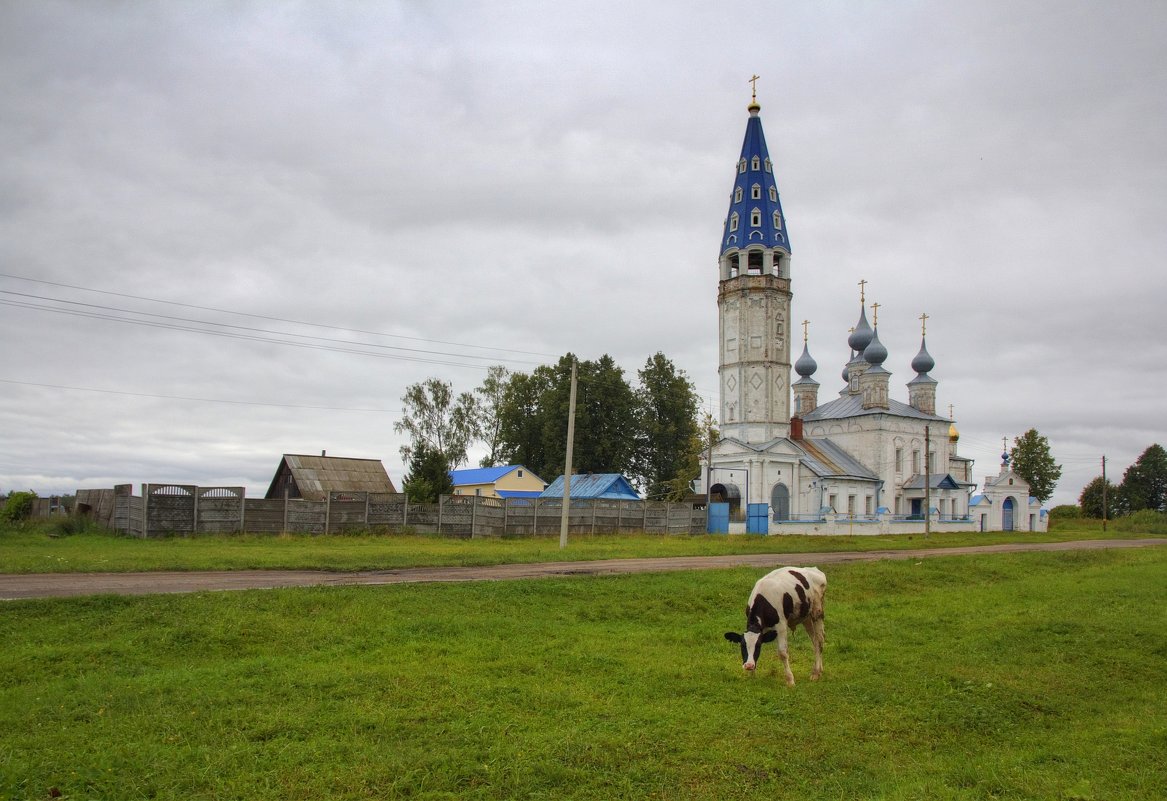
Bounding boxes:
[1,490,37,522]
[1049,504,1080,520]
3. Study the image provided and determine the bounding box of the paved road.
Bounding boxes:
[2,538,1164,600]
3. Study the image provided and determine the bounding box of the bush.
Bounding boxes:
[1049,504,1080,520]
[1,491,37,522]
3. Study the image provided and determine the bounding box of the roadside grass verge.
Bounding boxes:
[2,548,1164,800]
[0,517,1157,574]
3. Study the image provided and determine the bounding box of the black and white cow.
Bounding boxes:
[724,566,827,686]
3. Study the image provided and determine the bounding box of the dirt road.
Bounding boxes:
[2,537,1164,600]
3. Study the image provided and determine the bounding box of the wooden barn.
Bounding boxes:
[264,453,396,501]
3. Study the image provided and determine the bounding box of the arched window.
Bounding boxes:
[738,159,747,174]
[773,211,782,229]
[751,183,761,199]
[751,156,761,170]
[729,212,739,232]
[769,186,777,202]
[750,208,761,227]
[764,158,772,173]
[734,187,742,203]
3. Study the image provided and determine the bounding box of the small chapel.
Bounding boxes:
[696,86,1046,534]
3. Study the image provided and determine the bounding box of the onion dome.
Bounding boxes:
[847,306,873,354]
[911,336,935,374]
[863,326,888,366]
[949,422,960,443]
[795,342,818,378]
[841,361,850,383]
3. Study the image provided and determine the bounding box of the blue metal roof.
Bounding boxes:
[497,490,543,499]
[449,465,527,486]
[540,473,641,500]
[720,104,791,256]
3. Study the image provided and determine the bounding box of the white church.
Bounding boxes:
[696,89,1046,534]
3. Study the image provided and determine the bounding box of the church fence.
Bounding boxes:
[74,485,708,538]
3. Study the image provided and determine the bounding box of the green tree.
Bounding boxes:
[401,442,454,504]
[394,378,477,469]
[636,353,700,500]
[1118,444,1167,513]
[1009,429,1062,505]
[496,369,552,473]
[474,365,510,468]
[1,490,37,522]
[1078,476,1119,519]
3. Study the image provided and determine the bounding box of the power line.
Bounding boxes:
[0,378,401,412]
[0,271,561,360]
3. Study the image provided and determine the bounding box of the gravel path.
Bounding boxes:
[2,537,1164,600]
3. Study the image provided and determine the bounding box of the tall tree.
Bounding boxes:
[474,365,510,468]
[1078,476,1119,519]
[636,352,700,500]
[394,378,477,468]
[1009,429,1062,504]
[401,442,453,504]
[1118,444,1167,513]
[496,368,553,474]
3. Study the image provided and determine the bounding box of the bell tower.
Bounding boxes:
[717,84,793,443]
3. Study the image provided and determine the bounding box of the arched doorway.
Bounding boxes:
[1002,497,1015,531]
[771,483,790,522]
[710,483,742,521]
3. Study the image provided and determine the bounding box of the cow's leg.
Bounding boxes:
[803,616,825,680]
[776,626,795,686]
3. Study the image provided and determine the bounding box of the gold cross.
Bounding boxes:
[871,302,880,327]
[919,311,929,336]
[802,319,810,343]
[749,74,760,102]
[858,279,867,303]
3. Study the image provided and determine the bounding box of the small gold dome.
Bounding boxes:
[948,422,960,443]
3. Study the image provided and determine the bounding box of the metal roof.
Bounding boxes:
[540,473,641,500]
[901,473,971,490]
[449,465,540,486]
[795,438,880,481]
[804,394,949,423]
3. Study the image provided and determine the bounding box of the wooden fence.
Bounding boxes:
[75,485,707,538]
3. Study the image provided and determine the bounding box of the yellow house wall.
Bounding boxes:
[452,468,547,498]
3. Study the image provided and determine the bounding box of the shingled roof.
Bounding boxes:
[264,454,396,501]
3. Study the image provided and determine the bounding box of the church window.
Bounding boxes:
[769,186,778,202]
[729,212,739,232]
[750,209,761,227]
[928,452,935,473]
[751,156,761,171]
[738,158,747,174]
[847,496,856,516]
[734,187,742,203]
[765,158,772,173]
[865,496,873,515]
[751,183,761,200]
[913,450,920,473]
[773,211,782,229]
[895,448,903,473]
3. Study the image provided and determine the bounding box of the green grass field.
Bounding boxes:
[0,517,1156,574]
[2,547,1165,800]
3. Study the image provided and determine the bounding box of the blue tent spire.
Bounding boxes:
[720,93,791,256]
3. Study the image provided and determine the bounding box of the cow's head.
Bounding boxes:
[724,629,778,671]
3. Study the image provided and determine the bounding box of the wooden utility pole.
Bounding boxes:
[1102,455,1108,533]
[924,424,932,538]
[559,359,578,549]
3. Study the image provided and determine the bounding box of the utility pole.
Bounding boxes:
[1102,455,1108,533]
[559,358,578,549]
[924,424,931,538]
[704,411,714,509]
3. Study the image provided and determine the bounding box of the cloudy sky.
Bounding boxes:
[2,1,1164,507]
